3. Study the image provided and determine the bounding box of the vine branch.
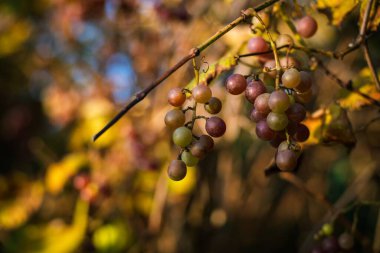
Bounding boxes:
[93,0,280,141]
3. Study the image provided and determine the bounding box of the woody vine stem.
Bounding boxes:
[93,0,378,142]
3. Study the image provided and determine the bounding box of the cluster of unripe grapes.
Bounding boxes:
[165,85,226,181]
[312,223,355,253]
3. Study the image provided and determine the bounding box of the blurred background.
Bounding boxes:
[0,0,380,252]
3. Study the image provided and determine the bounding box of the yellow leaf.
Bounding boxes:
[338,68,380,110]
[317,0,359,25]
[45,153,87,194]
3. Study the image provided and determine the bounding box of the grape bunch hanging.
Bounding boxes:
[165,85,226,181]
[164,13,318,180]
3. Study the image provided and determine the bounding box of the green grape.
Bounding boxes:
[167,160,187,181]
[321,223,334,236]
[164,109,185,128]
[267,112,289,131]
[282,68,301,88]
[205,97,222,114]
[181,151,199,167]
[172,126,193,147]
[268,90,290,112]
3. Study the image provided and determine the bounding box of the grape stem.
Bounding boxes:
[92,0,280,141]
[252,11,281,89]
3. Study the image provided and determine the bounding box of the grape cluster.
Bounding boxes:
[312,223,354,253]
[225,31,318,171]
[165,85,226,181]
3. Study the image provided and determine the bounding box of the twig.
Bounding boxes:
[359,0,380,90]
[93,0,280,141]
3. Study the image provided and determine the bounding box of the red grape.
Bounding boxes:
[254,93,271,114]
[245,79,267,104]
[192,85,212,103]
[226,74,247,95]
[286,103,306,123]
[250,108,268,123]
[276,149,297,171]
[256,120,276,141]
[268,90,291,112]
[205,116,226,137]
[168,87,186,107]
[296,15,318,38]
[168,159,187,181]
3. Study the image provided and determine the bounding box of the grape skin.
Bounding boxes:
[267,112,289,131]
[245,79,267,104]
[168,160,187,181]
[205,116,226,137]
[168,87,186,107]
[226,74,247,95]
[164,109,185,128]
[172,126,193,147]
[268,90,291,113]
[192,85,212,103]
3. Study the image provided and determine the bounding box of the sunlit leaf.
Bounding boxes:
[45,153,87,194]
[317,0,359,26]
[338,68,380,110]
[0,181,43,229]
[303,104,356,146]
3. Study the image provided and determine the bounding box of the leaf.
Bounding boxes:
[338,68,380,110]
[303,104,356,146]
[317,0,359,26]
[359,0,380,31]
[45,153,87,194]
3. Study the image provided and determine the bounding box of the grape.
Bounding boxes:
[321,223,334,236]
[267,112,289,131]
[164,108,185,128]
[205,97,222,114]
[295,89,313,104]
[268,90,290,112]
[254,93,271,114]
[205,116,226,137]
[192,85,212,103]
[168,87,186,107]
[172,126,193,147]
[181,151,199,167]
[282,68,301,88]
[167,160,187,181]
[276,149,297,171]
[277,140,290,152]
[295,71,312,92]
[190,142,207,158]
[321,237,339,253]
[198,134,214,152]
[338,233,354,250]
[269,131,287,148]
[276,34,293,48]
[280,56,300,69]
[286,103,306,123]
[226,74,247,95]
[247,37,270,54]
[255,120,276,141]
[245,79,267,104]
[296,15,318,38]
[264,59,277,78]
[250,108,268,123]
[292,123,310,142]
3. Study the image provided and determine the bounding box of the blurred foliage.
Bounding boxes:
[0,0,379,253]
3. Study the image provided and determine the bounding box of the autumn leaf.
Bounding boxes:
[317,0,359,26]
[303,104,356,146]
[338,68,380,110]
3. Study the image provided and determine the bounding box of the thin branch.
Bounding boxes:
[359,0,380,90]
[93,0,280,141]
